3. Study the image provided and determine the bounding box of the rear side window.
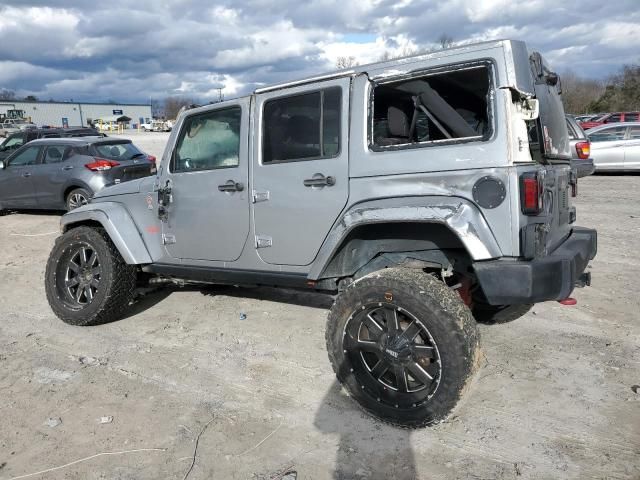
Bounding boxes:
[588,126,626,142]
[93,142,143,160]
[262,87,341,163]
[371,63,491,150]
[624,113,639,122]
[173,107,241,172]
[44,145,71,164]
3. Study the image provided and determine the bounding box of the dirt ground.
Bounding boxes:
[0,133,638,479]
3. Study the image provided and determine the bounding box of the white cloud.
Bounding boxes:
[0,0,637,103]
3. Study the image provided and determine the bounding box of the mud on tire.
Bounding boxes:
[45,226,137,326]
[326,267,479,428]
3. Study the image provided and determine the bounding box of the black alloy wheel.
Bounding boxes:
[344,303,442,407]
[57,243,102,309]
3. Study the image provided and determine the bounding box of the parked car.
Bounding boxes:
[0,137,156,211]
[585,122,640,171]
[0,123,21,137]
[580,112,640,130]
[574,114,601,123]
[140,121,154,131]
[0,127,102,161]
[566,116,594,177]
[2,119,37,131]
[43,40,596,428]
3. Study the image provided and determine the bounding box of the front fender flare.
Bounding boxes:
[308,196,502,280]
[60,202,152,265]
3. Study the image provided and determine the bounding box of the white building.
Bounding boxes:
[0,100,152,128]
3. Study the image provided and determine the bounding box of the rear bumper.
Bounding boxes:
[572,158,595,178]
[474,227,597,305]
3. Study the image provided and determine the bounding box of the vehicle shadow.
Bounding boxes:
[199,284,335,310]
[0,208,63,217]
[315,381,417,480]
[120,288,175,320]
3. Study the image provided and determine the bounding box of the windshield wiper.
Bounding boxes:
[129,153,145,160]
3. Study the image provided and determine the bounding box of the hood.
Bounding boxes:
[93,177,149,199]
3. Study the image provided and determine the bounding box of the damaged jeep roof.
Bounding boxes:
[254,39,535,97]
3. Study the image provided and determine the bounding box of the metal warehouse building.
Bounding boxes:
[0,100,152,128]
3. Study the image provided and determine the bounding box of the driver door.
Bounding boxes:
[0,145,41,208]
[160,99,251,262]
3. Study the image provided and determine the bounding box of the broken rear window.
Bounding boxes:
[371,63,492,150]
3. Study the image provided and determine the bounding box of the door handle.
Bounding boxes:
[62,165,74,171]
[218,180,244,192]
[304,174,335,187]
[22,172,31,178]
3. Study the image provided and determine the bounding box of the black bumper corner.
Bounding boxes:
[474,227,597,305]
[572,158,595,178]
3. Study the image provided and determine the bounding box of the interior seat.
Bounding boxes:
[377,106,410,146]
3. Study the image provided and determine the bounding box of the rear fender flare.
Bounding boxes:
[308,196,502,281]
[60,202,152,265]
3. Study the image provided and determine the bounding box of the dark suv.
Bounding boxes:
[0,127,102,161]
[0,137,156,211]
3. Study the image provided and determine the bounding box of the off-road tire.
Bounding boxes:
[45,226,137,326]
[66,188,92,211]
[473,303,533,324]
[326,267,479,428]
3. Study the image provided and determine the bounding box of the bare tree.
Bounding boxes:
[164,96,198,120]
[377,46,422,62]
[560,70,604,114]
[336,56,358,69]
[0,89,15,101]
[437,33,454,50]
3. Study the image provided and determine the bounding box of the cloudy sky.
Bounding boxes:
[0,0,639,104]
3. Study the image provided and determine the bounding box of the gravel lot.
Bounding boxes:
[0,132,638,479]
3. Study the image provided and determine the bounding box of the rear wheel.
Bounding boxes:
[45,226,136,326]
[326,268,479,428]
[66,188,91,211]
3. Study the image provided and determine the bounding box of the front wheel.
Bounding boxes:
[45,226,137,326]
[326,268,479,428]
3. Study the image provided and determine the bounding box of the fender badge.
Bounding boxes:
[146,194,154,210]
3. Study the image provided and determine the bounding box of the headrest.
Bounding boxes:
[388,106,409,137]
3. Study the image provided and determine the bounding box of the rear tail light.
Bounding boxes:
[85,158,120,171]
[520,171,543,215]
[575,141,590,160]
[147,155,156,163]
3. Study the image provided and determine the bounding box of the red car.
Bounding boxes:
[580,111,640,130]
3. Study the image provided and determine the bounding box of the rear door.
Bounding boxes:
[624,125,640,170]
[160,98,251,262]
[529,53,574,252]
[588,126,626,169]
[32,144,73,208]
[252,78,350,266]
[0,145,41,207]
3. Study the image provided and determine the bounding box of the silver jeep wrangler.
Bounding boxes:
[45,40,597,428]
